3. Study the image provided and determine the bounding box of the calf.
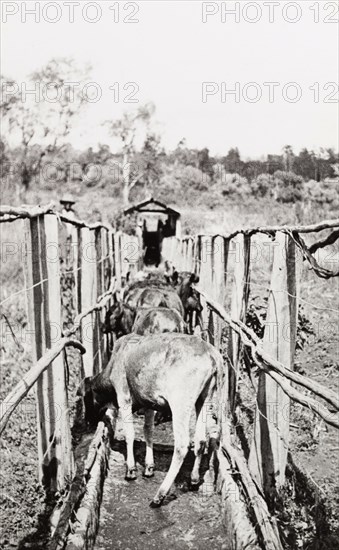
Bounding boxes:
[79,334,222,507]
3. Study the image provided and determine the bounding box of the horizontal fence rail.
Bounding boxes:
[1,203,339,549]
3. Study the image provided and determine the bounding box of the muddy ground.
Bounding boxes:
[95,416,226,550]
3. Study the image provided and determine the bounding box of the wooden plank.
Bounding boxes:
[80,227,97,378]
[199,236,213,339]
[187,239,194,273]
[22,215,75,490]
[44,215,75,489]
[114,231,122,289]
[249,232,300,498]
[94,228,104,373]
[23,216,47,486]
[0,338,85,435]
[220,432,283,550]
[210,236,226,349]
[193,235,202,278]
[227,234,251,414]
[64,420,112,550]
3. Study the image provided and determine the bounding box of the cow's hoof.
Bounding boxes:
[144,465,154,478]
[125,467,137,481]
[190,475,200,486]
[190,480,200,491]
[150,498,162,508]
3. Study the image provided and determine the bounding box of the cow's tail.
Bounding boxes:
[206,355,224,443]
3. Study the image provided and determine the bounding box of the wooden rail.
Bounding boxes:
[163,223,339,504]
[2,205,338,549]
[0,338,85,436]
[1,207,139,496]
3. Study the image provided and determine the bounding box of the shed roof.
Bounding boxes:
[123,197,180,218]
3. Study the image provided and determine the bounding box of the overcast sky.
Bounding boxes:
[2,0,338,157]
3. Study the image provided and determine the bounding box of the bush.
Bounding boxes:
[213,171,251,198]
[251,173,274,198]
[304,179,339,209]
[273,171,304,203]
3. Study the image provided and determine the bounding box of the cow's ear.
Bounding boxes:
[190,273,199,284]
[77,376,91,397]
[172,270,179,284]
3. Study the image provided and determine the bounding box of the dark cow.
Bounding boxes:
[173,272,202,333]
[136,287,184,316]
[103,302,136,337]
[78,333,222,507]
[132,307,184,335]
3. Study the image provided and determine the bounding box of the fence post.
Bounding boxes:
[227,234,251,413]
[114,232,122,289]
[248,232,300,499]
[186,238,194,272]
[23,215,74,491]
[80,227,98,377]
[94,228,104,372]
[194,235,202,278]
[199,236,213,340]
[211,236,227,349]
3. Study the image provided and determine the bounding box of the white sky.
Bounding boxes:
[1,0,338,157]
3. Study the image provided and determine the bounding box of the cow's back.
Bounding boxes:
[119,334,221,406]
[133,307,184,335]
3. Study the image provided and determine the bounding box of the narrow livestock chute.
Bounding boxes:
[1,204,338,550]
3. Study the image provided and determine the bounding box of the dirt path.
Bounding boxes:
[95,416,226,550]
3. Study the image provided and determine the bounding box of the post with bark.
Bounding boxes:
[80,227,98,377]
[186,237,194,272]
[23,215,74,491]
[211,236,227,349]
[199,236,213,340]
[94,228,104,372]
[227,234,251,413]
[114,231,122,289]
[249,231,300,500]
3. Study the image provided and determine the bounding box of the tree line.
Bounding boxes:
[1,58,338,209]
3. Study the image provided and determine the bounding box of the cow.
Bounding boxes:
[182,288,203,334]
[78,333,222,507]
[137,287,184,316]
[173,272,203,333]
[123,278,173,305]
[127,270,172,288]
[102,302,136,337]
[132,307,184,335]
[103,301,185,337]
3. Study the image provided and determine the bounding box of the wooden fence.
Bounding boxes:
[0,206,140,494]
[1,205,338,549]
[162,222,339,504]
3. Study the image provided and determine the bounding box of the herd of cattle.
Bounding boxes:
[79,267,223,507]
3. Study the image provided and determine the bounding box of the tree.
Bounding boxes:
[293,148,316,180]
[105,103,155,205]
[138,133,164,195]
[282,145,295,172]
[273,170,304,203]
[223,147,242,173]
[0,58,90,193]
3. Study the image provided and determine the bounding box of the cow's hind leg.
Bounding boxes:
[150,406,191,507]
[143,409,155,477]
[191,398,206,485]
[120,399,137,480]
[191,375,218,485]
